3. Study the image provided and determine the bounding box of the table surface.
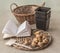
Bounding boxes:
[0,9,60,53]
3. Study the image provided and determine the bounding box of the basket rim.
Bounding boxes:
[12,5,39,16]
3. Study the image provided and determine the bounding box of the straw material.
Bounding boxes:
[10,2,45,24]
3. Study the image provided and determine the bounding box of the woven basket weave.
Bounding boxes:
[10,29,52,51]
[10,2,45,25]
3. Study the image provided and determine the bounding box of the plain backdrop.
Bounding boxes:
[0,0,60,53]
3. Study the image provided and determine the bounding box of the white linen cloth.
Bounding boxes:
[2,20,31,39]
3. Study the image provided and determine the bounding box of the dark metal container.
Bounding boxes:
[35,7,51,31]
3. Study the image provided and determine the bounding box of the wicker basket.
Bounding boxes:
[10,2,45,25]
[35,7,51,30]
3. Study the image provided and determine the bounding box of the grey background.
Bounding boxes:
[0,0,60,53]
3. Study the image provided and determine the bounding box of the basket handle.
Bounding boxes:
[10,3,18,12]
[39,1,45,7]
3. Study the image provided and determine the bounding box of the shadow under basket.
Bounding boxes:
[10,2,45,25]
